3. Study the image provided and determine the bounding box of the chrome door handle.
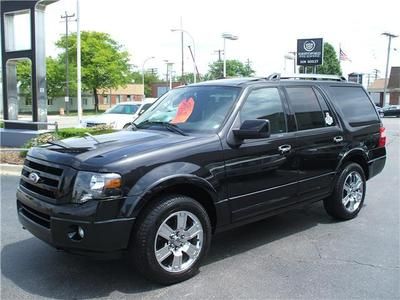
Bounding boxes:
[333,136,343,143]
[278,144,291,154]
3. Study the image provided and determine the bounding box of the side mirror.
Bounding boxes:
[233,119,271,140]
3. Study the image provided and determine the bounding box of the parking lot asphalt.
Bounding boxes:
[1,118,399,299]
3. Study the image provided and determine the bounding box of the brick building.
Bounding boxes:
[368,67,400,106]
[97,84,144,110]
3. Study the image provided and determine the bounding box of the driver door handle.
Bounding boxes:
[333,136,343,143]
[278,144,291,154]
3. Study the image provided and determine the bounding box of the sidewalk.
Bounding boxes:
[18,115,80,129]
[0,163,22,176]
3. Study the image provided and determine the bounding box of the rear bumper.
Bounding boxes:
[17,188,135,255]
[368,155,386,180]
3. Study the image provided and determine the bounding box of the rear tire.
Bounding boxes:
[324,163,366,220]
[129,195,211,285]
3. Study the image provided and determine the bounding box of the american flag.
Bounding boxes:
[340,48,351,61]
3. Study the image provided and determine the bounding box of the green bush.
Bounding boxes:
[0,121,4,128]
[21,125,115,157]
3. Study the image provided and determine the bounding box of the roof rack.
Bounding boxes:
[266,73,346,82]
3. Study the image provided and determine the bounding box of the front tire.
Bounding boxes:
[324,163,366,220]
[129,195,211,285]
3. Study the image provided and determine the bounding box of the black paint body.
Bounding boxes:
[16,79,387,255]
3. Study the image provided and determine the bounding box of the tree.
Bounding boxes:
[205,59,255,80]
[300,42,342,75]
[16,60,32,103]
[56,31,133,111]
[131,71,160,97]
[46,57,66,100]
[16,57,67,103]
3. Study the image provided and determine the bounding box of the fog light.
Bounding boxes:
[78,226,85,238]
[68,225,85,241]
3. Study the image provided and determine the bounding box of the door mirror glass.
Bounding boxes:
[233,119,271,140]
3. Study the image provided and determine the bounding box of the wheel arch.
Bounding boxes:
[129,175,218,232]
[337,149,369,179]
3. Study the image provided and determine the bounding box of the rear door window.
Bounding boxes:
[328,86,379,126]
[285,87,326,130]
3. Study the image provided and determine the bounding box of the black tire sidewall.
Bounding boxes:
[133,195,212,284]
[330,163,366,219]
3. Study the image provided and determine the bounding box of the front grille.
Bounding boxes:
[20,158,64,203]
[18,201,51,229]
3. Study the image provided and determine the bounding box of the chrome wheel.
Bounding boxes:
[154,211,203,273]
[342,171,364,213]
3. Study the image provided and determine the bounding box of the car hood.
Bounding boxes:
[28,130,200,171]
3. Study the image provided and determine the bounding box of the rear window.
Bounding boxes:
[329,86,379,126]
[286,87,326,130]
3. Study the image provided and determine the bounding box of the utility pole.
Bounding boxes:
[61,11,75,115]
[382,32,398,106]
[214,49,223,62]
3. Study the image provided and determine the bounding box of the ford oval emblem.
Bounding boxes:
[28,172,40,184]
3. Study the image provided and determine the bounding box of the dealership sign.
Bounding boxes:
[297,38,323,66]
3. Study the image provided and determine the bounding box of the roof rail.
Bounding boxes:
[266,73,281,81]
[266,73,346,82]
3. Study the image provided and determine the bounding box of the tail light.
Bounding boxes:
[378,126,386,148]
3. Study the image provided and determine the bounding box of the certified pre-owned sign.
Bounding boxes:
[297,38,323,66]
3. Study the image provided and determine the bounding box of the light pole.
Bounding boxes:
[289,51,297,73]
[76,0,82,124]
[142,56,155,99]
[171,28,197,83]
[284,54,295,73]
[164,60,174,90]
[382,32,398,106]
[222,33,238,78]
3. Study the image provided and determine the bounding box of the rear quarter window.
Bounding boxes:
[328,86,379,126]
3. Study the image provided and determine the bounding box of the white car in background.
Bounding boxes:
[81,100,155,129]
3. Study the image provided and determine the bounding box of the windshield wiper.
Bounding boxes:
[136,120,187,136]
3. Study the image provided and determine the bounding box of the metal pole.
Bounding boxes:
[65,12,69,115]
[142,56,155,99]
[180,17,184,81]
[223,38,226,78]
[289,51,296,73]
[169,64,173,89]
[77,0,82,124]
[382,32,398,106]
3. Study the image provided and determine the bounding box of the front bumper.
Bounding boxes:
[17,188,135,254]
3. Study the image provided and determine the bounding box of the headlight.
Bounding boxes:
[72,171,122,203]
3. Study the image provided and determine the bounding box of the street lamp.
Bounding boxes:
[284,54,295,73]
[222,33,239,78]
[164,60,174,90]
[171,28,197,83]
[142,56,155,99]
[382,32,398,106]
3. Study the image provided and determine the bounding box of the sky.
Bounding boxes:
[9,0,400,82]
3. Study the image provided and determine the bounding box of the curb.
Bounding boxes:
[0,163,23,176]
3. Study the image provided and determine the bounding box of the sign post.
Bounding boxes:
[297,38,324,73]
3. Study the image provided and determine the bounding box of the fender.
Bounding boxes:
[124,162,219,218]
[335,147,369,174]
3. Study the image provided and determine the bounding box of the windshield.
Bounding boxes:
[134,86,241,133]
[105,104,139,114]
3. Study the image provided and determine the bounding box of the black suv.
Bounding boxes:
[17,74,386,284]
